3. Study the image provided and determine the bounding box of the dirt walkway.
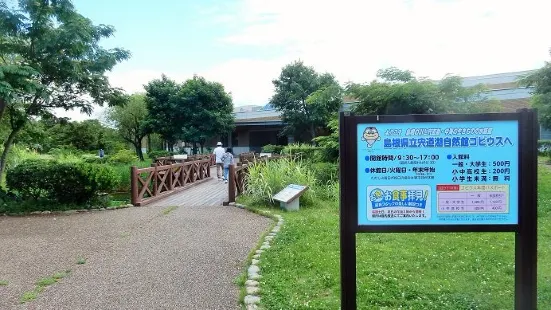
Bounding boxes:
[0,202,271,309]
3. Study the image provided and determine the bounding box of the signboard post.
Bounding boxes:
[339,110,538,310]
[273,184,308,211]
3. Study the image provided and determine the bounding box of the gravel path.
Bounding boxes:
[0,181,271,309]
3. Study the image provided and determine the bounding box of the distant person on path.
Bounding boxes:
[221,147,234,184]
[99,148,104,158]
[213,142,225,180]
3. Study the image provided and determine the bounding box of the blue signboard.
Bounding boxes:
[357,120,519,226]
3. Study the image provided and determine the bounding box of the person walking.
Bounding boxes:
[221,147,234,184]
[213,142,225,180]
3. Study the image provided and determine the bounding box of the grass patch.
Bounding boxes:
[0,280,8,286]
[161,205,178,215]
[20,270,71,304]
[53,270,70,280]
[120,231,131,238]
[76,257,86,265]
[36,277,57,287]
[20,290,38,303]
[246,166,551,309]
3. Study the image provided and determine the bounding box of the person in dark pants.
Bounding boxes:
[221,147,234,184]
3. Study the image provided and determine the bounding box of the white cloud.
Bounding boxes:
[221,0,551,83]
[57,0,551,120]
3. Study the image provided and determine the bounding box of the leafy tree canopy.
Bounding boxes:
[316,68,502,162]
[145,75,234,153]
[349,67,500,116]
[520,54,551,129]
[177,76,234,151]
[107,94,148,161]
[0,0,130,178]
[270,60,343,141]
[144,75,181,146]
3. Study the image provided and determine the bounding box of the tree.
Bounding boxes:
[145,75,234,154]
[144,75,181,150]
[348,67,499,115]
[176,76,234,153]
[520,55,551,129]
[316,68,501,161]
[107,94,148,161]
[0,0,129,179]
[270,61,343,141]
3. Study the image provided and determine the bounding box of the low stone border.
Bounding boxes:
[231,203,283,310]
[2,204,134,217]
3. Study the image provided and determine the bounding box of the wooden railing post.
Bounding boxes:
[152,163,158,196]
[228,164,236,203]
[168,164,174,190]
[131,166,138,206]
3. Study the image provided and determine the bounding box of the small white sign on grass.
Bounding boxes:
[272,184,308,211]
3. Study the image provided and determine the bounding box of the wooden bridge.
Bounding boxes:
[130,155,248,207]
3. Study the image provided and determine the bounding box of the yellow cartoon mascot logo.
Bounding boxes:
[362,127,380,148]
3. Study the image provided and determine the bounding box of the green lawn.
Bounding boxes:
[245,165,551,309]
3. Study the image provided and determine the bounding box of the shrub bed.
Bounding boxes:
[261,144,285,154]
[107,149,138,165]
[245,157,317,205]
[5,160,119,210]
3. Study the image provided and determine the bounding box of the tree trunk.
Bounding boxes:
[0,125,24,183]
[200,142,204,154]
[310,124,316,141]
[192,142,197,155]
[133,140,144,161]
[0,98,6,123]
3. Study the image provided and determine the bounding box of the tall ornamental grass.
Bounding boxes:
[245,158,317,206]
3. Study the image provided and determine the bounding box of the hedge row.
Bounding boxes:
[6,160,119,206]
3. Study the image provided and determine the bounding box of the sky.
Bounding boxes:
[59,0,551,120]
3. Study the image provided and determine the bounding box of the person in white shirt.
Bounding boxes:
[213,142,225,180]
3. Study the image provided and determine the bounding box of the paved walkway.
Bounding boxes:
[0,175,271,310]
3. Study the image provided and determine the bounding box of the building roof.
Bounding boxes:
[498,98,531,112]
[236,116,282,123]
[461,70,535,87]
[232,70,535,124]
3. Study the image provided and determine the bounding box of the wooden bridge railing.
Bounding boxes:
[226,163,249,204]
[225,153,291,204]
[131,158,211,206]
[155,154,215,166]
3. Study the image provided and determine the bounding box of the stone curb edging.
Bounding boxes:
[2,204,134,217]
[230,202,284,310]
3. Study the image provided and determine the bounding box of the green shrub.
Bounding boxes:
[318,181,339,201]
[539,140,551,156]
[245,158,317,206]
[5,160,53,199]
[83,155,107,164]
[107,149,137,165]
[147,150,173,161]
[6,161,118,206]
[261,144,285,154]
[282,143,324,162]
[310,162,339,184]
[80,164,120,194]
[108,164,132,192]
[0,188,19,214]
[3,144,43,170]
